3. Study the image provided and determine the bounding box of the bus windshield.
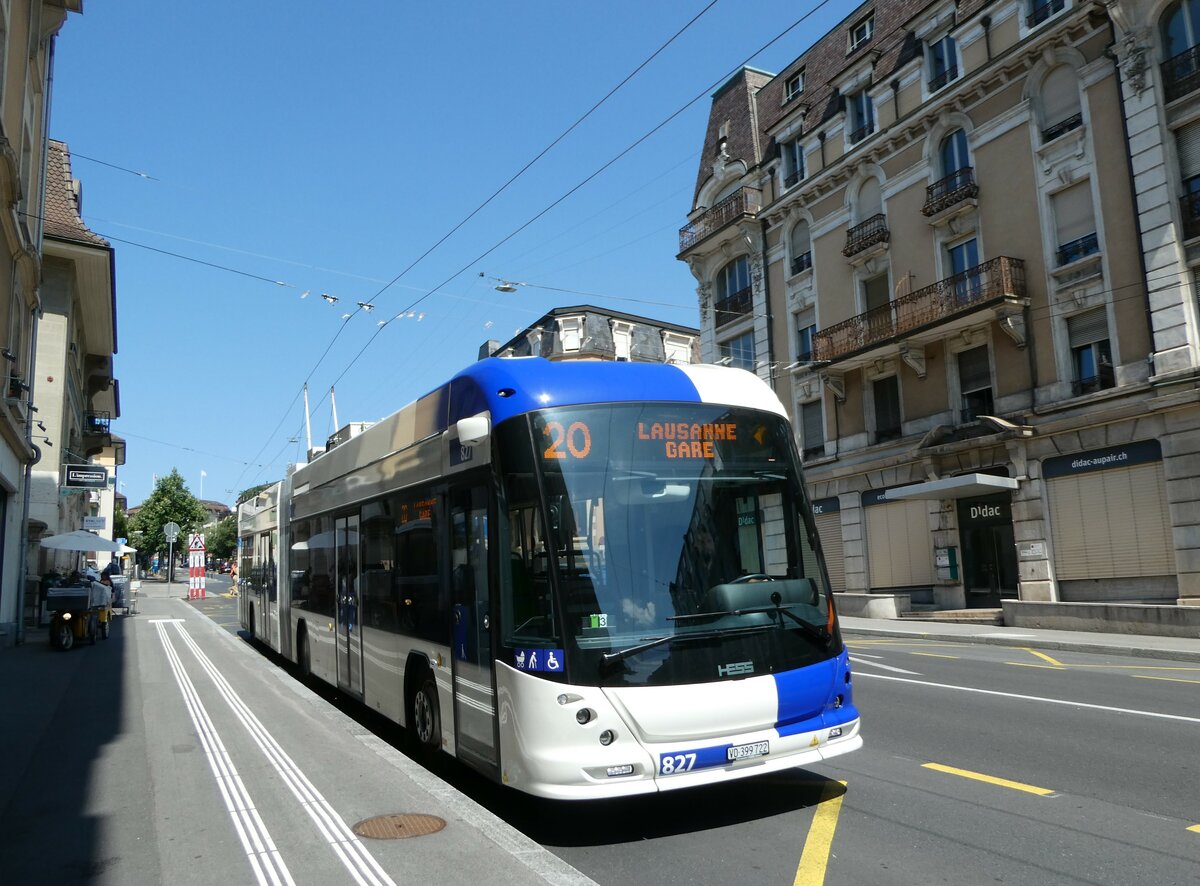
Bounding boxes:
[497,403,839,687]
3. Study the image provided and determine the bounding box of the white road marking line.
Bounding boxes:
[154,623,295,886]
[856,672,1200,725]
[849,656,921,675]
[172,622,396,886]
[848,652,884,659]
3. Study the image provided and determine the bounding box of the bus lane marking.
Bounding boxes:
[1132,675,1200,685]
[910,652,959,659]
[856,672,1200,725]
[922,762,1055,797]
[171,623,398,886]
[1188,824,1200,834]
[1022,648,1064,666]
[793,780,847,886]
[848,657,921,675]
[154,622,295,886]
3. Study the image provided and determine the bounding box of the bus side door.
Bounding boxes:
[449,483,498,771]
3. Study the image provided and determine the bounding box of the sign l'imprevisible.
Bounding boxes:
[64,464,108,488]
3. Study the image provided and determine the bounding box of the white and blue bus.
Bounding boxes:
[239,357,860,798]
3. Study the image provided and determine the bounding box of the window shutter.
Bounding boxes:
[866,501,932,588]
[802,399,824,450]
[957,345,991,392]
[1176,121,1200,180]
[815,513,846,592]
[1067,308,1108,348]
[1052,182,1094,244]
[1041,65,1080,127]
[790,220,811,256]
[858,178,882,218]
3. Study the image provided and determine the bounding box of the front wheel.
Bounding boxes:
[101,619,110,640]
[54,619,74,651]
[296,628,311,679]
[410,676,441,756]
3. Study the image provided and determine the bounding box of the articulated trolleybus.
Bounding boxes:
[238,357,860,798]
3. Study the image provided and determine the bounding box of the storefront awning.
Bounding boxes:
[882,473,1019,501]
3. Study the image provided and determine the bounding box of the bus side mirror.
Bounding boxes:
[457,414,490,447]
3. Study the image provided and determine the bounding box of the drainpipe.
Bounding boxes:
[981,16,992,63]
[891,79,901,122]
[818,131,826,169]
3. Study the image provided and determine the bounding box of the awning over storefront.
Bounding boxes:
[882,473,1018,501]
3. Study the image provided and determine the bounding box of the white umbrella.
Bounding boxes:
[38,530,123,553]
[117,543,138,554]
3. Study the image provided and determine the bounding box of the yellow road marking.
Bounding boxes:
[1005,662,1066,670]
[911,652,959,659]
[922,763,1055,796]
[1188,824,1200,834]
[1023,648,1064,666]
[1132,675,1200,685]
[1050,664,1200,671]
[846,641,970,648]
[793,780,847,886]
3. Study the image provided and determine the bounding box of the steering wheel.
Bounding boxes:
[729,573,773,583]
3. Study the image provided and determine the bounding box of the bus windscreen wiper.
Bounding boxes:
[600,624,773,667]
[669,601,832,646]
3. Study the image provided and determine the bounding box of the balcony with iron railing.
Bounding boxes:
[791,251,812,276]
[923,168,978,216]
[1027,0,1064,28]
[1042,112,1082,143]
[1163,44,1200,102]
[678,187,763,253]
[848,122,874,145]
[83,411,113,456]
[713,286,753,327]
[928,64,959,93]
[812,256,1026,365]
[842,214,889,258]
[1182,181,1200,240]
[1056,232,1099,266]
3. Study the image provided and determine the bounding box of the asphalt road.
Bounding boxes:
[194,594,1200,885]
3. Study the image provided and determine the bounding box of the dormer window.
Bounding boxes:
[850,15,874,52]
[785,69,805,101]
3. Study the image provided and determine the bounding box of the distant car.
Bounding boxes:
[219,561,232,574]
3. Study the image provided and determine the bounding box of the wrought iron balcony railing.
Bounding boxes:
[1163,44,1200,102]
[1056,232,1099,266]
[84,412,112,436]
[812,256,1026,363]
[1183,190,1200,241]
[1027,0,1064,28]
[784,170,801,189]
[1042,112,1082,143]
[848,122,874,145]
[791,251,813,276]
[678,187,762,253]
[842,214,889,257]
[713,286,753,327]
[928,64,959,92]
[1072,370,1115,398]
[923,167,978,216]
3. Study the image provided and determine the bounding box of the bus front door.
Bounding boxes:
[450,486,498,771]
[335,515,363,696]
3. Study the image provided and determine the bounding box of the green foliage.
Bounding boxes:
[203,515,237,560]
[113,502,130,542]
[236,483,273,506]
[131,469,208,556]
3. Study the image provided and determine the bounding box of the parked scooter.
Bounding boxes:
[46,579,110,650]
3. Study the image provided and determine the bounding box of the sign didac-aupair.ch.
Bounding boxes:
[1041,439,1162,479]
[63,464,108,489]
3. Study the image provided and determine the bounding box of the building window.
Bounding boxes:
[719,330,755,371]
[1162,1,1200,101]
[1067,308,1115,396]
[928,34,959,92]
[957,345,994,423]
[714,256,752,326]
[872,375,902,443]
[796,309,816,362]
[941,128,970,176]
[850,15,874,51]
[947,238,981,303]
[1177,121,1200,239]
[783,138,805,188]
[862,273,894,343]
[848,88,875,144]
[1028,0,1066,28]
[612,322,632,361]
[558,317,582,351]
[663,332,692,364]
[785,69,805,101]
[790,220,812,276]
[1040,65,1082,142]
[800,399,825,460]
[1051,182,1099,266]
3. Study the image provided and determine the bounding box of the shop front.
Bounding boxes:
[956,494,1018,607]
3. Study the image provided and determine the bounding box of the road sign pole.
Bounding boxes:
[166,539,174,596]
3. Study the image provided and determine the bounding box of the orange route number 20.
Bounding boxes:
[543,421,593,460]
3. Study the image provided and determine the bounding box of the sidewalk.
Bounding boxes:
[840,615,1200,662]
[0,595,596,886]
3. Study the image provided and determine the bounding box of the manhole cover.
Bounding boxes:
[352,813,447,839]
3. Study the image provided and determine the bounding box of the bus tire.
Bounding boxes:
[296,625,310,679]
[410,674,441,756]
[247,608,256,644]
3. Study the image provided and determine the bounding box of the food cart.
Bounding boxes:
[46,581,110,650]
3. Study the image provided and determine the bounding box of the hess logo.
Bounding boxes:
[718,660,754,677]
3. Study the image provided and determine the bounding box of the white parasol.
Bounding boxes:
[37,530,124,553]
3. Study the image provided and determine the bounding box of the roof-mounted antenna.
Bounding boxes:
[330,386,339,430]
[303,383,313,454]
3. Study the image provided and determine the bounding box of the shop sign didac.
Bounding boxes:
[64,464,108,489]
[959,498,1012,525]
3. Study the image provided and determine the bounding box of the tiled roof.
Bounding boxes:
[44,140,109,248]
[694,0,998,202]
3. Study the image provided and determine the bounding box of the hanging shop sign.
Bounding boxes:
[63,464,108,489]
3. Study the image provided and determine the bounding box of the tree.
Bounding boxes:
[113,502,130,542]
[203,515,237,560]
[131,469,208,557]
[236,482,273,506]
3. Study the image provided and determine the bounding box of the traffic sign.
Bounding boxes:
[164,522,180,542]
[189,533,206,552]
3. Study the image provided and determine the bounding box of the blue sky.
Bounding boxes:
[51,1,852,509]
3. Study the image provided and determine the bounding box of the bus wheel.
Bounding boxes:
[296,627,310,679]
[410,675,440,756]
[247,608,256,643]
